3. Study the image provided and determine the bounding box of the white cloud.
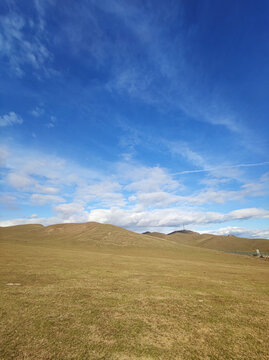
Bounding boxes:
[133,191,184,208]
[169,141,207,169]
[1,143,269,239]
[2,143,269,212]
[7,171,60,195]
[31,107,44,117]
[0,146,9,166]
[167,140,247,185]
[200,226,269,240]
[54,202,89,223]
[228,208,269,220]
[46,116,56,128]
[46,122,55,128]
[0,11,52,77]
[0,195,17,203]
[7,172,36,190]
[94,1,254,145]
[2,145,121,213]
[130,172,269,207]
[122,164,181,193]
[54,202,84,216]
[87,207,269,229]
[30,194,64,205]
[115,123,269,191]
[0,194,18,210]
[36,186,59,194]
[0,112,23,127]
[1,207,269,240]
[0,216,57,227]
[76,181,125,207]
[3,146,98,190]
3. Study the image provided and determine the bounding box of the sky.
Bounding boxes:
[0,0,269,238]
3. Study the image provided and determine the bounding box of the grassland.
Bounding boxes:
[0,223,269,359]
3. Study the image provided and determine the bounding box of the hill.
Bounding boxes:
[168,230,198,235]
[0,221,269,359]
[144,229,269,253]
[0,222,175,249]
[2,223,268,253]
[142,231,167,239]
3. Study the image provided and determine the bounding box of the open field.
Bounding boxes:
[1,223,269,359]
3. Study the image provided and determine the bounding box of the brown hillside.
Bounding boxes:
[1,223,269,253]
[0,222,175,249]
[145,230,269,253]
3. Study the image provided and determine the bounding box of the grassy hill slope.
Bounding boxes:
[0,222,176,249]
[1,222,269,359]
[145,230,269,253]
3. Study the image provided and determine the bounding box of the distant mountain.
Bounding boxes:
[142,231,167,239]
[168,230,197,235]
[144,229,269,253]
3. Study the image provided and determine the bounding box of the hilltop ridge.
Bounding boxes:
[0,221,175,249]
[144,229,269,253]
[168,230,198,235]
[1,222,269,253]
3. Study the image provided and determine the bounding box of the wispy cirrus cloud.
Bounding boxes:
[123,165,181,193]
[165,140,269,189]
[30,193,64,205]
[0,112,23,127]
[31,106,44,117]
[166,140,245,182]
[115,122,268,191]
[174,161,269,175]
[1,142,268,209]
[94,0,266,158]
[126,171,269,207]
[76,181,126,208]
[0,6,52,77]
[0,194,19,211]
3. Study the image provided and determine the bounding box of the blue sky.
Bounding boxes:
[1,0,269,238]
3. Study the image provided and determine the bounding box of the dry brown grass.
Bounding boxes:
[0,223,269,359]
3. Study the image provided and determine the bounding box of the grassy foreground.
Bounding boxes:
[0,224,269,359]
